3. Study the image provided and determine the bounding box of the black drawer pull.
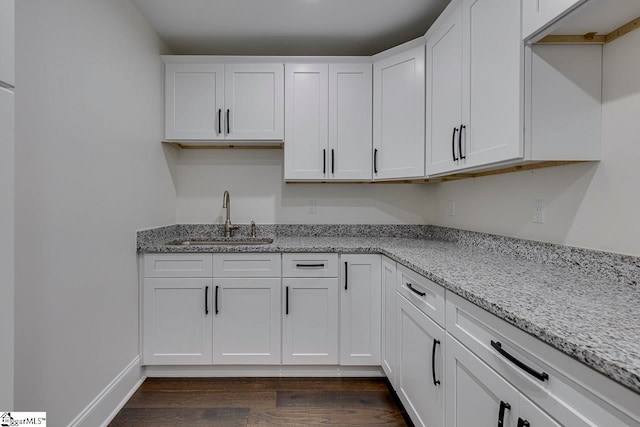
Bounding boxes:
[331,149,335,174]
[285,286,289,315]
[498,401,511,427]
[296,263,325,268]
[205,286,209,315]
[323,149,326,174]
[459,124,466,159]
[431,338,441,386]
[373,148,378,174]
[344,261,348,290]
[452,127,459,161]
[517,419,530,427]
[215,285,219,315]
[226,109,230,134]
[491,341,549,382]
[406,283,426,297]
[218,109,221,135]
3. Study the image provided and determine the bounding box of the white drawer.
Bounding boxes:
[212,253,281,277]
[446,292,640,427]
[144,253,213,278]
[282,253,338,277]
[396,264,445,327]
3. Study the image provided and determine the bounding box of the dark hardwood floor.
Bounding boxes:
[109,377,410,426]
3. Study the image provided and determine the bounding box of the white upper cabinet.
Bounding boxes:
[0,0,15,87]
[164,62,284,142]
[224,64,284,140]
[461,0,523,169]
[426,5,463,176]
[373,46,425,180]
[285,63,372,181]
[284,64,329,180]
[329,64,372,180]
[522,0,585,40]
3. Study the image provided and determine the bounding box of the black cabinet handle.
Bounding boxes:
[432,339,441,386]
[296,263,325,268]
[344,261,348,290]
[323,149,326,174]
[285,286,289,315]
[373,149,378,174]
[205,286,209,315]
[406,283,426,297]
[215,285,219,315]
[459,124,466,159]
[331,149,335,174]
[218,109,221,135]
[517,419,530,427]
[498,401,511,427]
[226,109,230,134]
[452,127,459,161]
[491,341,549,382]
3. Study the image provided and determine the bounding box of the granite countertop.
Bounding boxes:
[138,228,640,395]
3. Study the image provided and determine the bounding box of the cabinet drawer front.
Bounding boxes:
[144,254,213,278]
[446,292,639,427]
[213,253,281,277]
[282,253,338,277]
[396,264,445,327]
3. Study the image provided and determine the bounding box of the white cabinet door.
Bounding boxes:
[224,64,284,140]
[212,278,281,364]
[519,395,562,427]
[445,333,519,427]
[284,64,329,180]
[0,0,14,87]
[381,257,397,387]
[165,64,224,141]
[142,278,213,365]
[282,278,338,364]
[522,0,585,40]
[340,254,381,365]
[329,64,372,180]
[397,295,445,427]
[461,0,523,168]
[373,46,425,179]
[426,5,464,176]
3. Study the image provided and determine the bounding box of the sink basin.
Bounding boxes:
[167,237,274,246]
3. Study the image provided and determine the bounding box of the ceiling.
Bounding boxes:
[132,0,451,56]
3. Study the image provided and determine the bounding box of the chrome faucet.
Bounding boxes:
[222,190,239,237]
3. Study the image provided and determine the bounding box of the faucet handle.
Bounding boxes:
[250,221,257,238]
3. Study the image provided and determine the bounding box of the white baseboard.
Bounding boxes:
[145,365,385,378]
[68,356,146,427]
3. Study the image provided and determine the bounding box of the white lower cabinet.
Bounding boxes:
[142,278,213,365]
[282,277,339,364]
[212,278,281,364]
[397,294,445,427]
[340,254,381,365]
[381,257,397,387]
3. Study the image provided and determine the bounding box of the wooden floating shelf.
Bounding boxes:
[286,161,589,185]
[536,15,640,45]
[164,141,283,150]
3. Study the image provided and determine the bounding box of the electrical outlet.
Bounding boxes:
[307,199,317,214]
[532,199,545,224]
[448,200,456,217]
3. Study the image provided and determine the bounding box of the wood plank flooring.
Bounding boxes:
[109,377,410,426]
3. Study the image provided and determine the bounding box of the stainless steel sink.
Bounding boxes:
[167,237,274,246]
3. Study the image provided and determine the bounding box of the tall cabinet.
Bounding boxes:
[0,0,14,409]
[373,46,425,179]
[284,63,372,181]
[426,0,523,175]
